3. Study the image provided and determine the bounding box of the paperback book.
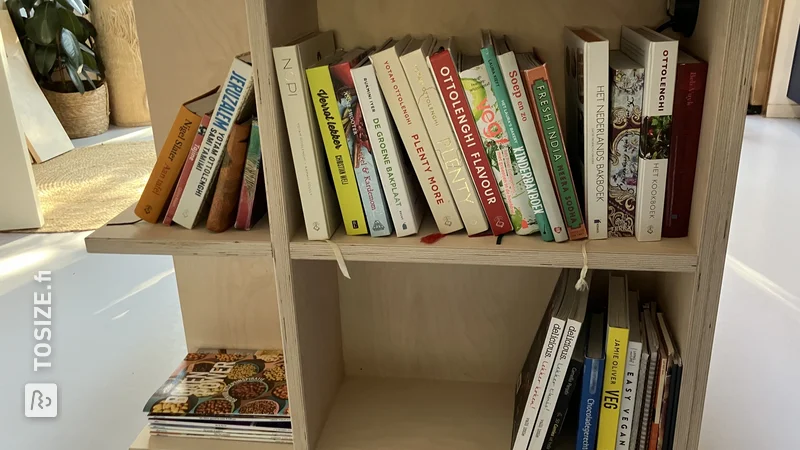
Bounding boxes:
[597,274,630,450]
[235,119,268,230]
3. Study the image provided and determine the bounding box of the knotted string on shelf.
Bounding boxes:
[326,239,351,279]
[575,242,590,291]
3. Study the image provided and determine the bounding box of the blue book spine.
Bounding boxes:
[577,357,605,450]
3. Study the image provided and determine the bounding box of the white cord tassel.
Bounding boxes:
[575,242,589,291]
[326,240,351,279]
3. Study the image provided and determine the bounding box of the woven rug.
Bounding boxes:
[28,140,156,232]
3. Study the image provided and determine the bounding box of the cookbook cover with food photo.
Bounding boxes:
[144,350,290,420]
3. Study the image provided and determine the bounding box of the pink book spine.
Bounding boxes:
[164,114,211,225]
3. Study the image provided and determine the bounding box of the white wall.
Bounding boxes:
[767,1,800,118]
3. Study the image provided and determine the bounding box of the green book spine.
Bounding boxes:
[481,47,554,242]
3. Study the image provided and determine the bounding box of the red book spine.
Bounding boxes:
[662,60,708,238]
[429,50,513,236]
[164,114,211,225]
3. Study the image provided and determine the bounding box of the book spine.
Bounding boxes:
[461,64,538,235]
[329,61,393,237]
[164,114,210,225]
[136,106,202,223]
[402,50,488,236]
[530,319,583,450]
[429,50,513,236]
[663,364,683,450]
[662,61,707,238]
[482,47,552,240]
[371,49,464,234]
[637,348,659,450]
[273,45,337,240]
[235,119,262,230]
[207,121,253,233]
[615,341,642,450]
[306,65,369,235]
[543,357,582,450]
[576,357,604,450]
[497,52,569,242]
[597,326,630,450]
[630,350,649,446]
[647,356,668,450]
[524,67,588,240]
[632,41,678,241]
[608,65,644,237]
[174,59,254,229]
[512,317,566,450]
[582,42,610,239]
[351,65,423,237]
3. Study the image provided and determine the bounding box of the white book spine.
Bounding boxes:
[584,40,609,240]
[371,48,464,234]
[621,28,678,241]
[401,49,488,235]
[512,317,566,450]
[351,64,423,236]
[630,350,649,446]
[497,52,568,242]
[529,318,583,450]
[273,39,339,240]
[174,58,254,229]
[615,341,642,450]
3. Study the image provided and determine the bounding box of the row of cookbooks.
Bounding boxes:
[142,349,291,444]
[513,269,682,450]
[275,26,707,242]
[134,53,267,232]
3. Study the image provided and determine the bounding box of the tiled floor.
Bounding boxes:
[0,117,799,449]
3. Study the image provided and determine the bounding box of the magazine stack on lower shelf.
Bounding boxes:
[143,350,291,445]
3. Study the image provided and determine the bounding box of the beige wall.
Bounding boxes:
[766,0,800,118]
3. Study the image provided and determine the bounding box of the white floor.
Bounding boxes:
[0,117,798,449]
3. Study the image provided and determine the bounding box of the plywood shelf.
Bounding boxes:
[85,206,271,257]
[289,217,697,272]
[130,427,291,450]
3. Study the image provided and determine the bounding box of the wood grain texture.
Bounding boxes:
[85,205,271,257]
[130,426,291,450]
[339,263,559,384]
[291,218,698,272]
[173,255,283,351]
[133,0,250,152]
[750,0,785,106]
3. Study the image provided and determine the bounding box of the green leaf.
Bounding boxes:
[59,28,83,69]
[65,63,84,94]
[6,0,27,34]
[56,0,87,15]
[25,3,60,45]
[77,16,96,39]
[58,7,86,42]
[19,0,36,9]
[82,48,97,71]
[78,41,94,56]
[34,45,57,76]
[81,68,96,90]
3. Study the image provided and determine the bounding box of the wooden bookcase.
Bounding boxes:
[86,0,761,449]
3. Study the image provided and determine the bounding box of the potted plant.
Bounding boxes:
[5,0,109,138]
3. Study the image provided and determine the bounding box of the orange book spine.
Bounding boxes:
[206,120,253,232]
[135,107,202,223]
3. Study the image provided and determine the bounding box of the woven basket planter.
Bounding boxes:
[43,82,110,139]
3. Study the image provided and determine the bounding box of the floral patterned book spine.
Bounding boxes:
[608,52,644,238]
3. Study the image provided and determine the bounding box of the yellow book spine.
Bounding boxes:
[597,326,630,450]
[306,65,367,235]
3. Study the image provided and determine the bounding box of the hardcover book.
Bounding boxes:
[401,36,488,236]
[461,56,538,235]
[165,114,212,226]
[520,53,588,240]
[351,57,423,237]
[307,49,370,236]
[144,350,289,420]
[564,28,610,240]
[370,37,464,234]
[137,89,219,223]
[615,291,643,450]
[620,27,679,242]
[496,39,569,242]
[235,119,268,230]
[577,312,606,450]
[654,313,678,450]
[428,41,513,236]
[481,32,552,240]
[597,274,630,450]
[207,120,253,233]
[608,51,644,237]
[662,52,708,238]
[174,54,255,229]
[273,31,340,240]
[511,270,570,450]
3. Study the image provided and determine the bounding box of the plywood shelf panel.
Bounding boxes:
[85,206,271,257]
[130,427,291,450]
[290,217,697,272]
